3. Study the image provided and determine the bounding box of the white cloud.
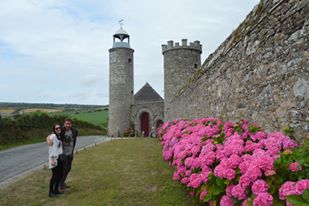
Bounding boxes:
[0,0,259,105]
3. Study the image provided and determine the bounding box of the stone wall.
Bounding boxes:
[131,101,164,136]
[168,0,309,139]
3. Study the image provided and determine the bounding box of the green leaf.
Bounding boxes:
[272,198,285,206]
[249,124,260,133]
[269,185,276,195]
[215,177,225,187]
[302,189,309,202]
[247,198,253,206]
[203,193,212,202]
[287,195,308,206]
[224,180,230,185]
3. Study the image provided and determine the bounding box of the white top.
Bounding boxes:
[48,134,63,169]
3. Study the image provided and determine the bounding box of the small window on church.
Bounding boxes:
[131,90,133,94]
[194,63,198,68]
[128,58,132,63]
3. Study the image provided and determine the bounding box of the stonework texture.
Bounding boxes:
[166,0,309,140]
[131,101,164,136]
[109,47,134,136]
[162,40,202,120]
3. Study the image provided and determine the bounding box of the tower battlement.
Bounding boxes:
[162,39,202,54]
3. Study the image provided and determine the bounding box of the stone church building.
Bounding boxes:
[108,26,202,137]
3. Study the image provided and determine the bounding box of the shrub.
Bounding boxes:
[0,112,105,144]
[157,117,309,206]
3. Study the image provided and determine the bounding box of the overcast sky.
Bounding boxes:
[0,0,259,105]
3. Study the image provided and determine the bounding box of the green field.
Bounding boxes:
[0,138,203,206]
[57,110,108,128]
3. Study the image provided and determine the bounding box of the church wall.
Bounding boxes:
[132,101,164,136]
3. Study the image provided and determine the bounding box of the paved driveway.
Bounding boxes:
[0,136,111,187]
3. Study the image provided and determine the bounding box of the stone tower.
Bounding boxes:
[109,27,134,136]
[162,39,202,120]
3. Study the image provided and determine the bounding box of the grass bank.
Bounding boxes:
[0,138,203,206]
[0,112,105,151]
[54,110,108,128]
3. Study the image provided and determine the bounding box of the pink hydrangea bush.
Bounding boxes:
[157,117,309,205]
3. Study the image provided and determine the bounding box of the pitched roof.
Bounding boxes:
[134,83,163,103]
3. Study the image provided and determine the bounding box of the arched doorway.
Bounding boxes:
[140,112,150,136]
[156,119,164,130]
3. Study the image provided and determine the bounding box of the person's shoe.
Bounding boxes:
[54,191,63,195]
[49,192,56,197]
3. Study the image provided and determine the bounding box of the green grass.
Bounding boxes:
[0,138,204,206]
[57,110,108,127]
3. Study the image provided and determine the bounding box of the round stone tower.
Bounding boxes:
[109,27,134,136]
[162,39,202,120]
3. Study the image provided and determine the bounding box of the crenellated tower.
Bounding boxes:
[108,27,134,136]
[162,39,202,120]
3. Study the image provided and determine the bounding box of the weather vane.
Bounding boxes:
[119,19,124,28]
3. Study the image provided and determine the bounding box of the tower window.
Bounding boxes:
[128,58,132,63]
[194,63,198,68]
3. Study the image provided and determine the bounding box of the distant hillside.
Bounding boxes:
[0,102,108,117]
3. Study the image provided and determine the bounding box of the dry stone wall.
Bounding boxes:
[168,0,309,139]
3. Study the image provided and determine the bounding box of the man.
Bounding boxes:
[59,118,78,190]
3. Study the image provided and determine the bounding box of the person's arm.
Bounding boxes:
[46,135,53,146]
[49,135,58,157]
[72,129,78,151]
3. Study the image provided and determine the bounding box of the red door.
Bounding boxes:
[140,112,149,136]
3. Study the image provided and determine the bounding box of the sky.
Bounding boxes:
[0,0,259,105]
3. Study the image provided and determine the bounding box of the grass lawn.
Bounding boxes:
[57,110,108,127]
[0,138,203,206]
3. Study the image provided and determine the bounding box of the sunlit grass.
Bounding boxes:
[0,138,203,206]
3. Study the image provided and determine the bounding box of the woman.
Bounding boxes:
[48,124,64,197]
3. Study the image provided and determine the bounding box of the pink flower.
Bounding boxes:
[279,181,298,200]
[226,184,236,197]
[251,131,267,141]
[253,193,273,206]
[220,195,234,206]
[159,117,302,205]
[289,162,302,172]
[242,199,249,206]
[264,169,276,176]
[252,179,269,195]
[181,177,189,184]
[295,179,309,193]
[232,184,247,200]
[172,172,179,180]
[199,190,208,200]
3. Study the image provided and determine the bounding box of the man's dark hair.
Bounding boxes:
[64,118,73,123]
